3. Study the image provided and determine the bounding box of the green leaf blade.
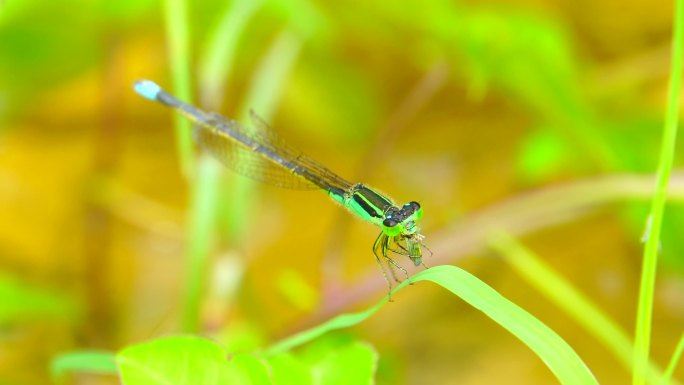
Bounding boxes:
[266,353,312,385]
[226,353,273,385]
[413,266,597,385]
[312,340,377,385]
[116,336,231,385]
[268,265,597,385]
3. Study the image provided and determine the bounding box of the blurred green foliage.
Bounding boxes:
[51,351,117,380]
[0,274,77,323]
[0,0,682,384]
[113,334,377,385]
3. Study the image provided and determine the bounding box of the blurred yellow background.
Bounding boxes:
[0,0,682,384]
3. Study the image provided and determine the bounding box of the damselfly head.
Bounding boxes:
[381,201,423,236]
[381,201,425,266]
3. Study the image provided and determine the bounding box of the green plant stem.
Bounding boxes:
[181,156,222,333]
[662,332,684,385]
[267,265,598,385]
[162,0,208,333]
[181,0,265,334]
[198,0,263,108]
[633,0,684,384]
[224,31,303,244]
[490,232,677,385]
[236,31,302,121]
[50,351,117,378]
[163,0,194,177]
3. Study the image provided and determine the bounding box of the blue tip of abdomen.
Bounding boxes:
[134,79,162,101]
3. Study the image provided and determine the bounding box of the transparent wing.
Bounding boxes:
[194,114,317,189]
[248,111,355,191]
[193,111,354,192]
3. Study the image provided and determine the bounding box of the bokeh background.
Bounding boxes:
[1,0,683,384]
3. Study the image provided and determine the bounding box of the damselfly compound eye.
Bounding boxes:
[383,218,398,227]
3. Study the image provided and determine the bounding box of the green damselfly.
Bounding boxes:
[134,79,429,294]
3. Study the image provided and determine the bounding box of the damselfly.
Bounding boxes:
[134,80,429,294]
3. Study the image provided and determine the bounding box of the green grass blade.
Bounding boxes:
[51,351,117,379]
[224,30,304,243]
[634,0,684,384]
[162,0,206,332]
[180,0,264,334]
[265,299,387,356]
[237,30,303,121]
[267,265,598,385]
[198,0,264,107]
[491,232,677,385]
[163,0,194,177]
[662,332,684,385]
[181,155,222,332]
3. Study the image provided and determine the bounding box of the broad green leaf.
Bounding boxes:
[266,353,312,385]
[268,265,598,385]
[219,321,267,354]
[51,351,117,379]
[116,336,231,385]
[226,353,273,385]
[309,340,377,385]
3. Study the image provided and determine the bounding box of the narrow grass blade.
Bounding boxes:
[237,30,303,121]
[224,30,304,244]
[163,0,194,176]
[662,332,684,385]
[265,299,387,356]
[491,232,678,385]
[267,265,598,385]
[634,0,684,384]
[181,155,222,332]
[198,0,264,107]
